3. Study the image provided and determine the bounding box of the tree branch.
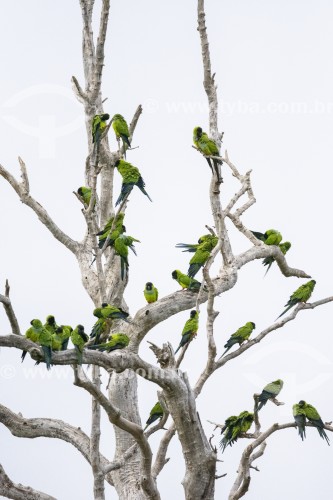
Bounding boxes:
[0,403,114,487]
[0,463,56,500]
[0,160,79,255]
[0,280,20,335]
[215,296,333,369]
[229,421,333,500]
[73,367,160,500]
[197,0,221,141]
[90,366,105,499]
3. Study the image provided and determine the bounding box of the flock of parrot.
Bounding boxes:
[220,379,330,451]
[20,114,329,441]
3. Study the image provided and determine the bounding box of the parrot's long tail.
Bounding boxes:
[21,350,27,363]
[187,263,202,278]
[276,303,294,320]
[42,345,52,370]
[317,427,330,445]
[75,345,83,365]
[213,158,223,183]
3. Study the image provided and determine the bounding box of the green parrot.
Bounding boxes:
[144,402,164,431]
[93,303,130,322]
[90,317,110,345]
[220,411,254,452]
[251,229,283,246]
[257,379,284,411]
[277,280,316,319]
[299,400,330,445]
[91,303,129,344]
[293,402,307,441]
[96,213,125,249]
[92,113,110,143]
[51,331,62,351]
[219,415,238,452]
[114,233,140,280]
[111,114,131,156]
[222,322,255,357]
[262,241,291,276]
[55,325,73,351]
[44,315,58,335]
[38,320,53,370]
[21,319,42,362]
[172,269,202,292]
[71,325,89,365]
[187,239,218,278]
[174,310,199,354]
[77,186,94,208]
[115,159,152,206]
[144,282,158,303]
[176,234,218,253]
[88,333,129,352]
[193,126,223,182]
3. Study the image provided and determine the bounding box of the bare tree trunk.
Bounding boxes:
[109,371,148,500]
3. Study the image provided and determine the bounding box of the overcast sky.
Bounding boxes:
[1,1,333,499]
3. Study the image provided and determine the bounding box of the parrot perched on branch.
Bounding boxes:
[262,241,291,276]
[293,402,307,441]
[92,113,110,143]
[21,319,42,363]
[174,310,199,354]
[219,411,254,452]
[55,325,73,351]
[91,303,129,344]
[114,233,140,281]
[176,233,217,253]
[111,114,131,156]
[251,229,282,246]
[187,238,218,278]
[193,126,223,182]
[96,213,126,250]
[77,187,93,208]
[38,320,53,370]
[71,325,89,365]
[88,333,129,352]
[144,282,158,303]
[222,322,255,357]
[276,280,316,319]
[44,315,58,335]
[172,270,202,292]
[297,400,330,445]
[115,160,152,206]
[256,379,284,411]
[144,402,164,430]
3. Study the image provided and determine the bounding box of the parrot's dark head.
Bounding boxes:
[122,225,127,232]
[78,187,83,196]
[190,310,197,318]
[310,280,316,286]
[77,325,85,332]
[46,315,55,325]
[172,270,179,279]
[101,303,109,308]
[194,126,202,139]
[146,282,153,290]
[101,113,110,121]
[114,160,120,168]
[250,322,256,329]
[56,326,63,333]
[298,400,306,407]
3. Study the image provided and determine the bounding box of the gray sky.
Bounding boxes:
[1,1,333,498]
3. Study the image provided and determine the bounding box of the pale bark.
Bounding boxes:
[0,463,56,500]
